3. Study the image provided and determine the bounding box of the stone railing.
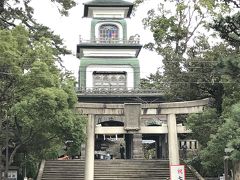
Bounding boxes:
[179,140,199,150]
[79,35,140,45]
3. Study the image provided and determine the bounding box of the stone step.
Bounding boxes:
[40,159,198,180]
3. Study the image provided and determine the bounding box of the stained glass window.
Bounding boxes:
[99,24,119,41]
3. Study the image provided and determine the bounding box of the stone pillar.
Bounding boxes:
[132,134,144,159]
[80,144,86,159]
[233,160,240,180]
[224,156,229,180]
[186,141,190,149]
[167,114,180,165]
[161,135,168,159]
[156,136,160,159]
[84,115,95,180]
[125,134,132,159]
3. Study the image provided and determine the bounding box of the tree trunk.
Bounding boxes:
[0,144,2,180]
[0,111,3,180]
[233,160,240,180]
[0,0,4,14]
[4,120,9,180]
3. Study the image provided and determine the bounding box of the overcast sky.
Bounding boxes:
[30,0,163,78]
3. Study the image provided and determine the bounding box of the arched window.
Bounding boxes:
[99,24,119,41]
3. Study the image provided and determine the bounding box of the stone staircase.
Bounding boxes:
[39,159,198,180]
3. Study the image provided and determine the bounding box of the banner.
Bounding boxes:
[170,165,185,180]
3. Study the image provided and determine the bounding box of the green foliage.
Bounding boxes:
[0,0,73,56]
[185,41,230,112]
[187,108,222,147]
[221,54,240,110]
[199,103,240,175]
[136,0,240,177]
[140,0,213,101]
[140,70,164,90]
[142,1,201,55]
[0,26,86,178]
[211,12,240,51]
[0,0,76,26]
[0,1,81,177]
[225,103,240,160]
[50,0,77,16]
[219,0,240,8]
[186,53,240,176]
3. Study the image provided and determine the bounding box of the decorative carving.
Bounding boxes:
[93,72,127,91]
[95,115,124,125]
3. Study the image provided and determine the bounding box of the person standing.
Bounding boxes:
[120,144,125,159]
[182,143,187,159]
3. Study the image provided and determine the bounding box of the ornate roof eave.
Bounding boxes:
[77,90,166,104]
[76,43,142,58]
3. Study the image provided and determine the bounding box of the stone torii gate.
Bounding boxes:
[76,98,209,180]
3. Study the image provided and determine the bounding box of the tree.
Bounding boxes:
[134,0,239,177]
[184,52,240,177]
[219,0,240,8]
[211,12,240,52]
[187,108,222,148]
[136,0,225,101]
[198,102,240,177]
[0,0,78,59]
[202,1,240,176]
[0,26,85,179]
[184,36,229,109]
[0,0,76,26]
[0,0,86,179]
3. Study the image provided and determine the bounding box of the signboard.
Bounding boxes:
[170,165,185,180]
[124,103,141,131]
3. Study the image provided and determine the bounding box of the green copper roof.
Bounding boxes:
[83,0,134,18]
[84,0,133,6]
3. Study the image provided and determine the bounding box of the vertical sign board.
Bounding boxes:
[170,165,185,180]
[124,103,141,130]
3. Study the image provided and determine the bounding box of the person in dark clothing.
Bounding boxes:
[120,144,125,159]
[182,144,187,159]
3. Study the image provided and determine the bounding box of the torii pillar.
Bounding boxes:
[84,115,95,180]
[167,114,179,165]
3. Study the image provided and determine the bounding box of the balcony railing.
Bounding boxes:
[76,87,164,95]
[79,35,140,45]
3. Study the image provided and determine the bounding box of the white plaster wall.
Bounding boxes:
[86,65,134,90]
[89,7,128,18]
[83,49,137,57]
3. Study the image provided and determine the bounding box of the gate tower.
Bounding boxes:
[76,1,208,180]
[77,0,164,103]
[35,1,209,180]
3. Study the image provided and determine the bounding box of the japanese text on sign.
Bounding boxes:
[170,165,185,180]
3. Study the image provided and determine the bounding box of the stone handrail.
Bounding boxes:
[36,160,45,180]
[186,163,205,180]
